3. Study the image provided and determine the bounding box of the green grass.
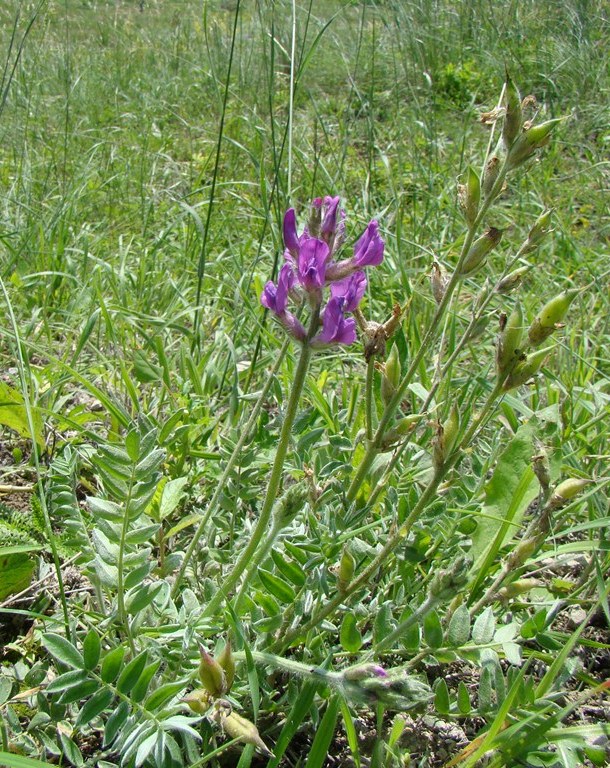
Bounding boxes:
[0,1,609,766]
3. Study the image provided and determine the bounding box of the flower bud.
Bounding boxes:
[527,288,579,346]
[495,266,530,294]
[182,689,212,714]
[507,118,563,169]
[337,547,355,593]
[307,198,322,237]
[216,640,235,692]
[482,156,501,199]
[457,167,480,225]
[198,644,227,697]
[496,301,524,380]
[459,227,502,277]
[502,73,522,149]
[216,708,273,757]
[433,405,460,470]
[381,344,401,406]
[343,663,387,681]
[503,346,553,390]
[548,478,590,510]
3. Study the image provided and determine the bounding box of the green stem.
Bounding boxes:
[345,163,509,504]
[171,337,290,599]
[201,316,317,618]
[365,356,376,441]
[117,467,137,654]
[373,593,437,653]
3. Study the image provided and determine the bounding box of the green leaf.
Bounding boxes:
[75,687,114,727]
[58,679,99,704]
[447,604,471,647]
[42,633,84,669]
[472,607,496,645]
[0,552,36,601]
[0,753,54,768]
[305,696,340,768]
[478,666,494,713]
[0,381,44,448]
[457,681,471,714]
[125,524,161,545]
[144,680,187,712]
[125,582,164,615]
[83,629,101,670]
[100,646,125,683]
[158,476,189,520]
[423,610,443,649]
[271,549,305,587]
[103,700,129,746]
[46,669,89,693]
[258,568,295,603]
[374,603,394,646]
[131,661,161,703]
[116,650,148,694]
[434,679,451,715]
[340,612,362,653]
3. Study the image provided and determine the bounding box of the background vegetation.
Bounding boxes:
[0,1,608,766]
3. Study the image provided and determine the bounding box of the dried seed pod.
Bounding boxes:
[496,301,524,380]
[502,73,523,149]
[459,227,502,277]
[431,261,449,303]
[458,167,480,225]
[482,155,501,199]
[216,640,235,692]
[216,707,274,757]
[495,266,530,294]
[433,405,460,470]
[503,346,553,390]
[532,450,551,492]
[528,288,579,346]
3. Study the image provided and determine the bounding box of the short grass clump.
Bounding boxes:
[0,2,608,767]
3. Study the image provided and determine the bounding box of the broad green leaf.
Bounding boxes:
[42,633,84,670]
[75,687,114,727]
[144,680,187,712]
[103,700,130,746]
[0,381,44,448]
[57,732,83,767]
[469,423,538,596]
[83,629,101,670]
[423,610,443,650]
[271,549,305,587]
[117,650,148,694]
[58,679,98,704]
[0,552,36,601]
[457,681,471,714]
[472,607,496,645]
[258,568,295,603]
[0,754,53,768]
[131,661,161,703]
[100,646,125,683]
[434,679,450,715]
[125,524,161,545]
[46,669,89,693]
[126,582,164,615]
[447,604,471,647]
[305,696,340,768]
[340,612,362,653]
[135,731,158,768]
[158,476,189,520]
[374,603,394,646]
[478,666,494,713]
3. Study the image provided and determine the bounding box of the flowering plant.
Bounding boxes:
[261,196,384,346]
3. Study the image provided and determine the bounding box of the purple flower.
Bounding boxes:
[353,220,384,267]
[330,271,367,313]
[312,297,356,347]
[297,238,329,292]
[321,196,341,237]
[261,265,306,341]
[283,208,299,257]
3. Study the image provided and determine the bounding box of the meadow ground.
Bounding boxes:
[0,1,609,766]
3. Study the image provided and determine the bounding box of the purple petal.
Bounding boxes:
[353,220,384,267]
[297,238,329,291]
[283,208,300,255]
[261,280,278,312]
[312,297,357,346]
[282,312,307,342]
[276,263,295,312]
[321,196,341,237]
[330,271,367,312]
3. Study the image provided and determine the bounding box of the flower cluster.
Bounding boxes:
[261,197,384,347]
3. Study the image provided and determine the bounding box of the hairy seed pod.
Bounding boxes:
[459,227,502,276]
[458,167,480,225]
[216,640,235,692]
[482,155,501,199]
[381,344,401,406]
[503,347,553,390]
[528,288,579,346]
[507,118,563,169]
[525,209,554,252]
[433,405,460,470]
[495,266,530,294]
[503,73,522,149]
[216,708,274,757]
[431,261,449,304]
[532,451,551,492]
[182,688,212,714]
[337,547,355,593]
[198,645,227,697]
[548,478,590,510]
[498,578,540,600]
[496,301,524,380]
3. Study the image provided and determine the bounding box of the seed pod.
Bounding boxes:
[498,578,540,600]
[482,155,501,199]
[496,301,524,380]
[182,688,212,714]
[216,640,235,692]
[198,645,227,697]
[528,288,579,346]
[548,478,590,510]
[393,414,423,436]
[458,167,480,225]
[495,266,530,294]
[532,450,551,492]
[381,344,401,406]
[503,73,522,149]
[337,547,355,593]
[503,346,553,390]
[459,227,502,277]
[525,209,553,252]
[507,538,538,568]
[507,118,563,169]
[217,709,274,757]
[433,405,460,470]
[431,261,449,304]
